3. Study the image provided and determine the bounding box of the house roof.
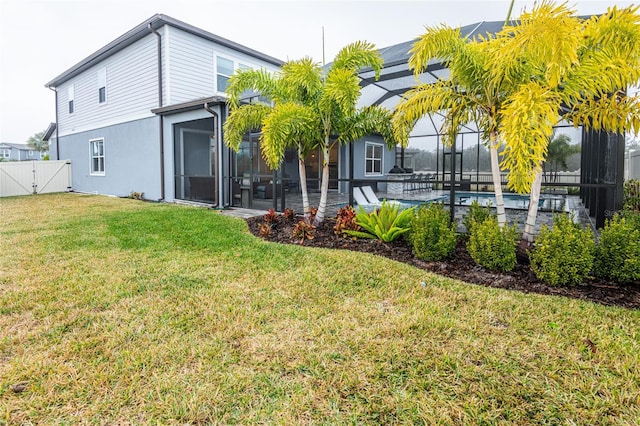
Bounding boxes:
[353,20,508,139]
[0,143,31,150]
[151,96,227,116]
[43,123,56,141]
[359,20,506,108]
[45,14,284,88]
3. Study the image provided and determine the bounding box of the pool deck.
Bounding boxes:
[221,189,594,235]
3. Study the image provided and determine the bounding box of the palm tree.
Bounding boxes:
[493,3,640,242]
[392,22,514,227]
[394,2,640,241]
[224,42,396,225]
[544,134,579,184]
[26,131,48,152]
[224,60,319,219]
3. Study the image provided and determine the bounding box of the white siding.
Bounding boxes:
[166,26,215,104]
[57,34,160,137]
[166,26,280,104]
[55,24,281,136]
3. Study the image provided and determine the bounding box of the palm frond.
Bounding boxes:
[409,25,465,74]
[279,58,323,103]
[499,81,560,193]
[497,1,581,88]
[223,104,272,151]
[319,67,360,119]
[393,80,475,145]
[226,68,279,110]
[336,105,395,147]
[331,41,382,79]
[261,102,321,169]
[564,93,640,136]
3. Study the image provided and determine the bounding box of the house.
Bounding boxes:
[0,143,47,161]
[45,14,282,205]
[45,14,398,209]
[43,14,396,208]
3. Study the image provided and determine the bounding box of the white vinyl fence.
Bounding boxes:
[626,150,640,180]
[0,160,72,197]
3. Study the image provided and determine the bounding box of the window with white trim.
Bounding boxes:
[365,142,384,176]
[216,56,234,93]
[29,150,34,156]
[1,149,10,159]
[97,67,107,103]
[90,138,105,175]
[68,85,75,114]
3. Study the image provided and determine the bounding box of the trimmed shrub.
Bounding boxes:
[467,216,518,272]
[594,212,640,284]
[462,200,494,233]
[345,202,414,243]
[409,203,457,261]
[529,214,595,286]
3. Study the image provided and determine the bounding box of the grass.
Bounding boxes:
[1,193,639,424]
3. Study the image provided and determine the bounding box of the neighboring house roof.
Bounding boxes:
[43,123,56,141]
[45,14,284,88]
[0,143,32,150]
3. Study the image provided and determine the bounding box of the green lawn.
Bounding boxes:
[1,193,639,424]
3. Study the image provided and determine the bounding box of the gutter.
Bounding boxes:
[47,87,60,160]
[148,23,165,201]
[204,102,220,208]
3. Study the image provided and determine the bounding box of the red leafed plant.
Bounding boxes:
[263,208,280,225]
[258,222,273,237]
[292,220,316,244]
[283,208,297,222]
[334,205,360,236]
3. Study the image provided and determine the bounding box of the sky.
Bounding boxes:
[0,0,637,143]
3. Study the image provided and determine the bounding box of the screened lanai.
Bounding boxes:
[351,19,625,228]
[230,19,625,229]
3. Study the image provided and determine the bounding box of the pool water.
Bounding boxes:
[402,192,566,211]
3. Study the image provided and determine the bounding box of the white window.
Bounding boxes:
[365,142,384,176]
[68,85,75,114]
[1,149,9,158]
[97,67,107,103]
[216,56,234,93]
[29,150,34,156]
[40,151,46,159]
[90,138,105,175]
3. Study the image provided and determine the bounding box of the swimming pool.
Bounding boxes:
[401,192,566,211]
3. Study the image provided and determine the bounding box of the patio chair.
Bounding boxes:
[361,186,402,207]
[352,187,374,209]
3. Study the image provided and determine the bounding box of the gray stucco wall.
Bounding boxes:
[351,135,396,192]
[161,107,223,203]
[58,117,162,199]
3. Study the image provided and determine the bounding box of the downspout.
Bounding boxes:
[48,86,60,160]
[149,23,165,200]
[204,102,219,208]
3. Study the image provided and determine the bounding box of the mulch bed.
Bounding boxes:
[247,215,640,310]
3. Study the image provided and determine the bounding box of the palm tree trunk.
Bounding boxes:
[522,165,543,243]
[314,144,331,225]
[489,132,507,227]
[297,152,311,221]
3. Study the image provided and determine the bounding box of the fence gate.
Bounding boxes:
[0,160,72,197]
